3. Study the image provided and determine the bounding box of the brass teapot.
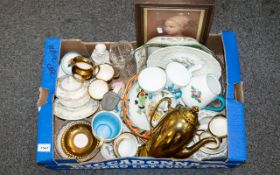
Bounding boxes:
[138,97,217,158]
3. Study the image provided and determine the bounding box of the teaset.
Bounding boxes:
[54,37,228,162]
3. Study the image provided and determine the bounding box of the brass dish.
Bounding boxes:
[72,56,99,80]
[61,120,103,162]
[72,65,93,80]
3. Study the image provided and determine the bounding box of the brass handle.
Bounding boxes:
[149,97,173,129]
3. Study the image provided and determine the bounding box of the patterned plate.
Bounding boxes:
[147,46,222,78]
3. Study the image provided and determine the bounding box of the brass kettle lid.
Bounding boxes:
[178,106,199,126]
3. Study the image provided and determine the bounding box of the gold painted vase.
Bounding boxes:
[138,97,217,158]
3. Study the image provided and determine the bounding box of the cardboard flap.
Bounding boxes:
[37,38,61,165]
[61,39,90,57]
[226,99,246,163]
[222,31,242,99]
[222,31,246,163]
[37,87,49,107]
[234,81,244,103]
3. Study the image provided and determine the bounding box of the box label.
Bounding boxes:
[37,144,51,152]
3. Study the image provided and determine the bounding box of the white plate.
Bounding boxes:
[55,124,69,159]
[54,99,99,120]
[147,46,222,78]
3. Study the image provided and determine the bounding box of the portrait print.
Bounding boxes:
[143,8,206,42]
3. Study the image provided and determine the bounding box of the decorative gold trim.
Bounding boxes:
[196,9,205,40]
[144,8,148,43]
[60,121,102,162]
[143,8,206,43]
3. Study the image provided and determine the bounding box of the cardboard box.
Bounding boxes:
[36,31,246,169]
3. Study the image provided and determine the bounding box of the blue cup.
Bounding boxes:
[91,111,122,142]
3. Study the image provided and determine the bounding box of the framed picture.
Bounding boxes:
[135,0,215,46]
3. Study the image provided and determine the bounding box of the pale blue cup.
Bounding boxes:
[91,111,122,142]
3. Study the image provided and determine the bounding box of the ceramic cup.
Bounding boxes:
[60,52,81,75]
[113,133,140,157]
[165,62,202,99]
[138,67,167,99]
[88,79,110,100]
[91,111,122,142]
[208,115,227,138]
[165,62,202,90]
[95,64,117,82]
[181,74,225,112]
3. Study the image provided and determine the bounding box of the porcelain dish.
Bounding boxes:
[147,46,222,78]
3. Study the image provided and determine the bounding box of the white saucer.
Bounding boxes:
[54,99,99,120]
[56,124,69,159]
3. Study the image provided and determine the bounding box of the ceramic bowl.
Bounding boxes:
[60,52,81,75]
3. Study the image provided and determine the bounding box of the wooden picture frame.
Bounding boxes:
[135,0,215,46]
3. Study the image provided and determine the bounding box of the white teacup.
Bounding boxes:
[208,115,227,138]
[181,74,225,112]
[138,67,166,98]
[88,79,110,100]
[95,64,116,82]
[165,62,202,90]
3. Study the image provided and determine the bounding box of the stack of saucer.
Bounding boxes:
[54,75,99,120]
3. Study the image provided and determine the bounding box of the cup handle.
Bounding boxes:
[149,97,172,129]
[203,95,225,112]
[188,64,203,73]
[173,89,182,99]
[167,83,175,91]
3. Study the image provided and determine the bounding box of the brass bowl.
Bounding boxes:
[71,56,98,80]
[61,121,102,162]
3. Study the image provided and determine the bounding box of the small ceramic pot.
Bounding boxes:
[113,133,140,158]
